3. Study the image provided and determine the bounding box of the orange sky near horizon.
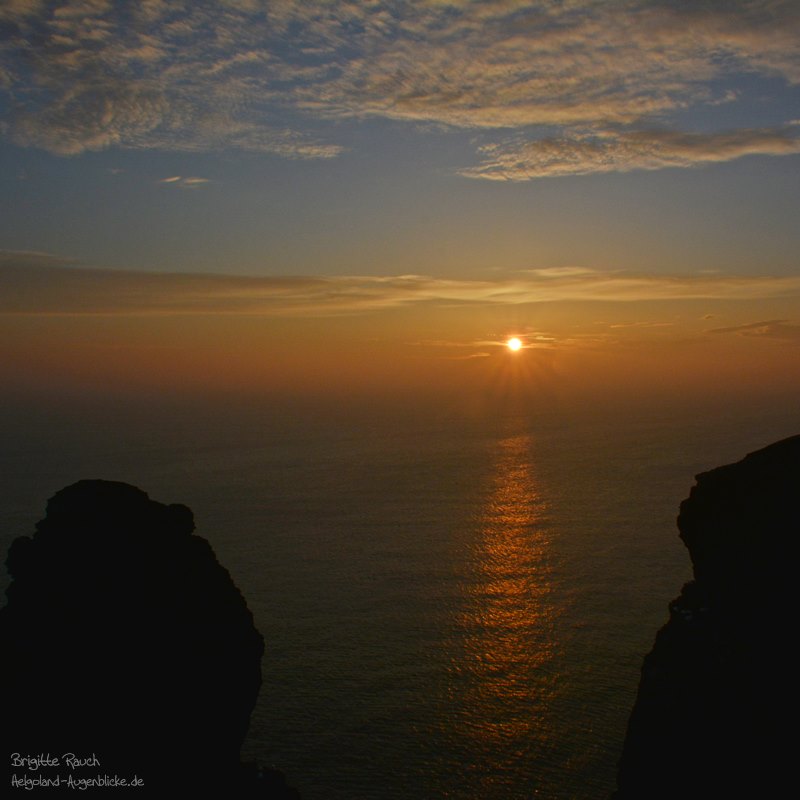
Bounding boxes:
[3,292,800,414]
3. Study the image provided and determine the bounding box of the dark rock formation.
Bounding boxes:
[0,480,299,798]
[613,435,800,799]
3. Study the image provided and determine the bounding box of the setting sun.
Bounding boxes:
[507,337,523,352]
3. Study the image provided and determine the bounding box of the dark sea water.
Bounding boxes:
[2,394,798,799]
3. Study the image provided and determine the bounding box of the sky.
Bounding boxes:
[2,0,800,409]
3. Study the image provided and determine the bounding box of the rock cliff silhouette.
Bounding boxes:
[613,435,800,799]
[0,480,299,798]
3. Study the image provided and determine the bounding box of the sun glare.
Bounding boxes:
[507,337,522,352]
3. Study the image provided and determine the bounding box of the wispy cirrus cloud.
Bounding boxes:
[158,175,210,189]
[3,251,800,317]
[1,1,799,176]
[460,126,800,180]
[710,319,800,340]
[0,249,76,269]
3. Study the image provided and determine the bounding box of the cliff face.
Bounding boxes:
[0,480,297,797]
[613,435,800,799]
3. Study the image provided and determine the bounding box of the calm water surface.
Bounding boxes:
[1,398,798,798]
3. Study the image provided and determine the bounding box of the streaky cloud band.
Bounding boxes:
[3,253,800,317]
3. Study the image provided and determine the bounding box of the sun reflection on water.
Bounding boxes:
[450,431,557,795]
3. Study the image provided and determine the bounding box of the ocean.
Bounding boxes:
[1,394,797,799]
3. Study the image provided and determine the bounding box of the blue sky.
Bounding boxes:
[2,1,799,274]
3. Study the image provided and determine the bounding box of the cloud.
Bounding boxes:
[10,82,174,155]
[1,1,799,175]
[460,127,800,180]
[608,322,675,330]
[159,175,210,189]
[524,267,599,279]
[3,252,800,318]
[709,320,800,340]
[0,249,76,268]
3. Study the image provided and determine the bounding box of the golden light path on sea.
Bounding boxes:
[451,431,557,794]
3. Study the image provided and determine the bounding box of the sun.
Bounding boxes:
[506,337,523,351]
